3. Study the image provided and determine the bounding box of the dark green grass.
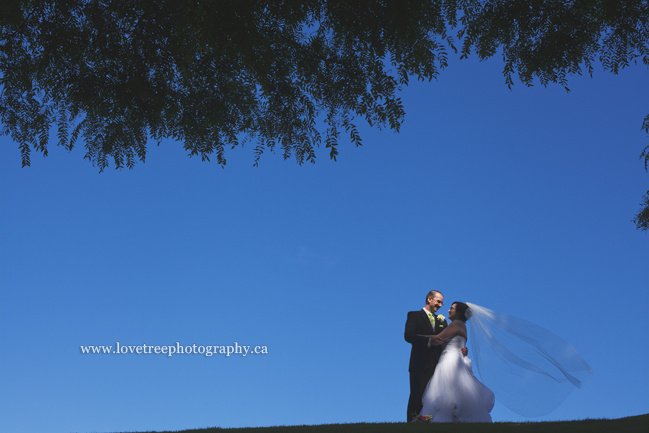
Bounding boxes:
[135,414,648,433]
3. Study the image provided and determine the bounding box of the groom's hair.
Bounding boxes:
[426,290,442,302]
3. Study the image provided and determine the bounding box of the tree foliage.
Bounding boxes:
[1,0,648,227]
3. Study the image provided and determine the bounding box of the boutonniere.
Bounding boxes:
[437,314,445,322]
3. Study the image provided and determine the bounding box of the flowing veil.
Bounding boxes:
[465,303,593,417]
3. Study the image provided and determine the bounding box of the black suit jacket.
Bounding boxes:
[404,309,447,373]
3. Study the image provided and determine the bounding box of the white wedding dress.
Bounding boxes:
[421,335,495,422]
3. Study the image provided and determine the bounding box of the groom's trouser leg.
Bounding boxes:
[407,370,423,422]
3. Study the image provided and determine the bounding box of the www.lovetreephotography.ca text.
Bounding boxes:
[80,342,268,357]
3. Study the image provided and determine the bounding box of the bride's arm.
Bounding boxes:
[428,322,462,344]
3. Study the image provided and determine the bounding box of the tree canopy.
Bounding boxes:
[1,0,648,227]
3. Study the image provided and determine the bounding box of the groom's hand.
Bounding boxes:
[461,347,468,357]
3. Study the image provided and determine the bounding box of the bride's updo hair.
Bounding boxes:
[452,302,470,322]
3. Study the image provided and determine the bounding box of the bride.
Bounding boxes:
[420,302,494,422]
[419,301,593,422]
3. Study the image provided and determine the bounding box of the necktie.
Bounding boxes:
[429,313,435,327]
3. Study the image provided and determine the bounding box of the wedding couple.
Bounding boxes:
[405,290,594,422]
[405,290,494,423]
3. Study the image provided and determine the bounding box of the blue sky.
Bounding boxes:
[0,55,647,433]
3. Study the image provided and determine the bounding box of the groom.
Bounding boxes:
[404,290,447,422]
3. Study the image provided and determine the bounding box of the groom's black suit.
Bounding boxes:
[405,309,447,421]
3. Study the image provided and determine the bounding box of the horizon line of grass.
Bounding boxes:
[132,413,649,433]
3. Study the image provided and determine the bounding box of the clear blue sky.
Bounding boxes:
[1,55,647,433]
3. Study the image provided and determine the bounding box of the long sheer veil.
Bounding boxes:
[465,303,593,417]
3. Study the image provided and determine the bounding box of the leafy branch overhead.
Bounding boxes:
[1,1,648,228]
[2,0,646,167]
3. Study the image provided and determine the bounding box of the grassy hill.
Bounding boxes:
[144,414,648,433]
